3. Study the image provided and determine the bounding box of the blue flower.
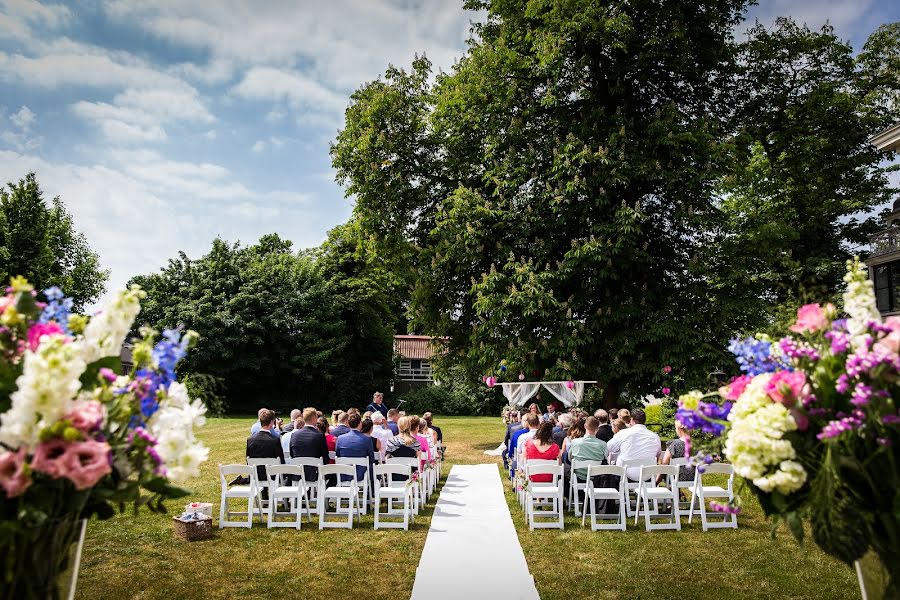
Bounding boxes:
[727,336,790,375]
[39,286,73,333]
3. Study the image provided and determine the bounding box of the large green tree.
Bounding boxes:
[711,19,900,326]
[130,233,395,413]
[0,173,108,309]
[333,0,751,404]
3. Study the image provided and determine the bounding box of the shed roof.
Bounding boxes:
[393,335,446,360]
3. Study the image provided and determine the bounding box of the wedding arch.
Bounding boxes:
[498,380,597,408]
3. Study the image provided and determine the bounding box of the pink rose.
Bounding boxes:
[765,371,807,408]
[30,439,70,479]
[64,399,106,432]
[663,365,672,374]
[0,449,31,497]
[60,441,112,490]
[723,375,752,401]
[26,322,65,352]
[662,387,671,396]
[789,304,829,334]
[876,316,900,355]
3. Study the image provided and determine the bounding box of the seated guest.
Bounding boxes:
[386,408,401,435]
[606,408,660,480]
[331,411,351,437]
[366,391,389,419]
[660,421,695,484]
[527,402,542,422]
[410,415,433,469]
[503,411,523,470]
[330,410,341,429]
[247,409,284,492]
[250,407,281,438]
[619,408,632,426]
[569,417,609,483]
[281,409,302,433]
[560,416,585,458]
[508,413,539,474]
[347,407,361,417]
[523,422,560,482]
[315,417,337,464]
[385,416,422,463]
[611,418,627,435]
[423,412,442,444]
[361,417,381,457]
[290,408,329,481]
[594,409,614,442]
[370,412,394,462]
[552,413,572,448]
[418,416,438,464]
[335,413,376,485]
[609,408,619,422]
[543,401,562,423]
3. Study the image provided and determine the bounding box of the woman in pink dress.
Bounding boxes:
[524,422,560,483]
[410,415,432,469]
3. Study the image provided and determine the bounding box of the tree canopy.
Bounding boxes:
[0,173,108,310]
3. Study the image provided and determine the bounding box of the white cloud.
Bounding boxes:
[114,88,214,123]
[203,129,216,140]
[742,0,877,42]
[170,58,234,86]
[0,0,71,42]
[250,139,265,153]
[231,66,347,113]
[10,105,34,130]
[71,101,168,143]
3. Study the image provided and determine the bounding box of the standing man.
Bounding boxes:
[366,391,388,419]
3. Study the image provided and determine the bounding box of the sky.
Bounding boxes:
[1,0,899,308]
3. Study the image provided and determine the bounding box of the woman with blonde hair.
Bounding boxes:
[385,415,422,462]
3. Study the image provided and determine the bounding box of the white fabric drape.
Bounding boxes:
[501,383,541,407]
[540,381,585,407]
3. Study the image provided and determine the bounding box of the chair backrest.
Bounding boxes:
[328,451,337,461]
[336,457,370,469]
[287,457,323,467]
[525,459,558,468]
[585,464,625,479]
[374,463,411,487]
[385,457,418,469]
[320,463,356,480]
[701,463,733,476]
[638,464,678,482]
[219,464,254,486]
[670,457,689,467]
[622,458,657,480]
[266,464,304,481]
[526,463,563,481]
[247,457,281,467]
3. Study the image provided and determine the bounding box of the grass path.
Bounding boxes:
[75,416,856,599]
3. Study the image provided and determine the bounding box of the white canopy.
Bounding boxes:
[498,380,596,408]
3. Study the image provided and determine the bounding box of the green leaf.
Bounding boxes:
[79,356,122,390]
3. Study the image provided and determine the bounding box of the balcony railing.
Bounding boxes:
[398,367,434,381]
[870,227,900,258]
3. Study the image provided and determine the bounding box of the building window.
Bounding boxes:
[874,260,900,313]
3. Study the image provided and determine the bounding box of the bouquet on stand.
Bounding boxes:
[676,259,898,599]
[0,279,208,600]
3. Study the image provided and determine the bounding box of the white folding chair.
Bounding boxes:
[218,464,261,528]
[635,465,681,532]
[622,458,657,517]
[569,460,605,516]
[523,459,557,509]
[670,457,697,514]
[385,457,422,514]
[581,464,627,531]
[524,463,565,530]
[318,464,359,529]
[287,457,322,512]
[328,451,336,462]
[373,464,413,530]
[247,457,281,516]
[336,457,371,515]
[689,463,738,531]
[264,464,312,528]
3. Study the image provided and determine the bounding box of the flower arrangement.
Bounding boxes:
[675,259,898,596]
[0,278,208,599]
[406,469,420,489]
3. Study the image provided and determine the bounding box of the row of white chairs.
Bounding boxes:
[219,455,441,531]
[516,456,738,532]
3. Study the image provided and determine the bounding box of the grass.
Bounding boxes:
[75,416,857,600]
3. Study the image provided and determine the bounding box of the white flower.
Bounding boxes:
[147,381,208,483]
[0,337,87,448]
[843,258,881,350]
[754,460,807,495]
[79,285,144,364]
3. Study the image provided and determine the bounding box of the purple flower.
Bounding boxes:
[824,330,850,354]
[883,414,900,425]
[836,374,851,394]
[851,383,872,407]
[878,437,893,447]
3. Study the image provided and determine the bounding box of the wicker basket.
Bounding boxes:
[173,515,213,541]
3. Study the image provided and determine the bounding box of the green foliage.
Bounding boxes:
[0,173,108,310]
[397,368,505,416]
[129,232,396,414]
[659,396,679,439]
[182,373,228,416]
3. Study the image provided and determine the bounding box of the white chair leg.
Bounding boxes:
[219,494,226,529]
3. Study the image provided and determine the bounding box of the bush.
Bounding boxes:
[395,367,506,416]
[183,373,228,416]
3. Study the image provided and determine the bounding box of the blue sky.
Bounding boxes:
[1,0,898,307]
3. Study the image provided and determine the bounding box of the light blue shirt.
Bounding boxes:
[250,421,281,438]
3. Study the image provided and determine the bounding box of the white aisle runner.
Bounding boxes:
[410,464,540,600]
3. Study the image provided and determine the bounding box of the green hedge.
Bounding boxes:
[395,368,506,416]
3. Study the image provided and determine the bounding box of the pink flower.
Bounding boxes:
[0,449,31,497]
[789,303,829,334]
[663,365,672,374]
[64,399,106,432]
[790,407,809,431]
[565,380,575,389]
[99,368,118,383]
[662,387,671,396]
[875,316,900,355]
[723,375,752,401]
[59,440,111,490]
[26,322,65,352]
[765,371,807,408]
[485,376,496,387]
[30,439,70,479]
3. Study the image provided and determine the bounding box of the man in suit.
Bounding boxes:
[365,391,389,419]
[331,411,352,437]
[594,409,614,442]
[386,408,400,435]
[281,409,302,433]
[335,413,376,492]
[290,407,329,483]
[503,411,523,471]
[246,409,284,496]
[249,407,281,438]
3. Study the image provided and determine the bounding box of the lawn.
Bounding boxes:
[75,416,857,600]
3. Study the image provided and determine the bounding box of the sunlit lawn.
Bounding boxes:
[76,416,857,599]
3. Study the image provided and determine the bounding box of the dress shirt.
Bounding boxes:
[250,421,281,438]
[387,420,400,435]
[606,424,661,480]
[371,426,394,461]
[331,424,351,438]
[509,428,536,471]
